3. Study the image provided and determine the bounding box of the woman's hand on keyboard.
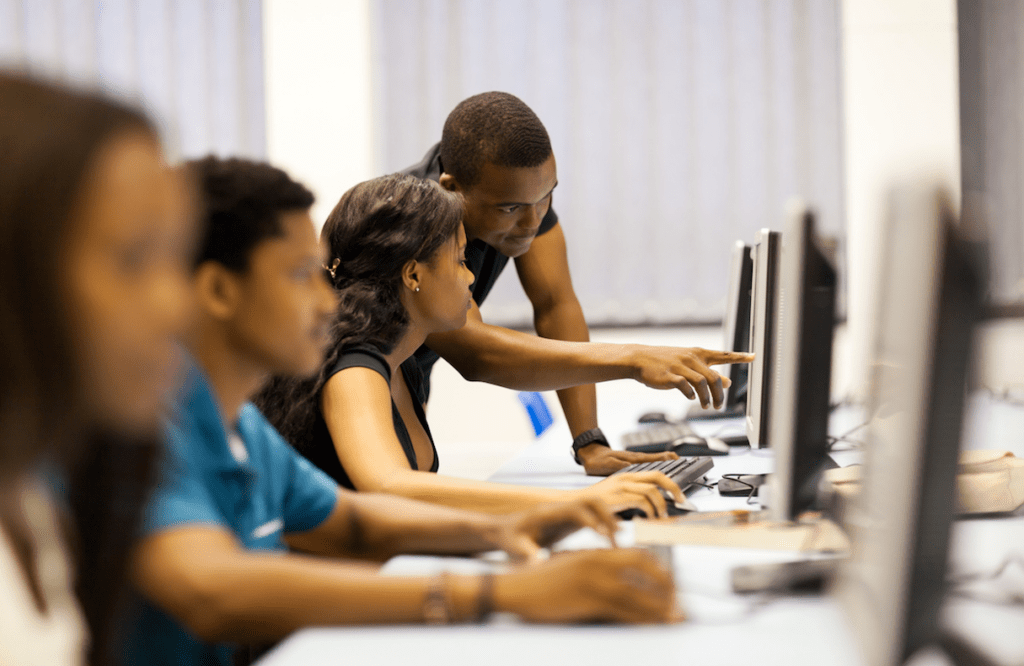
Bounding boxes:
[577,444,677,476]
[577,471,683,518]
[494,548,681,624]
[629,346,755,408]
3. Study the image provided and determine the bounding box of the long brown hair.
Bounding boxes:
[0,71,158,663]
[255,174,463,455]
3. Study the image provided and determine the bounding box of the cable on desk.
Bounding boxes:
[947,588,1024,609]
[829,395,864,412]
[980,386,1024,409]
[946,553,1024,609]
[827,420,869,451]
[717,474,762,505]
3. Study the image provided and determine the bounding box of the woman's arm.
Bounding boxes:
[320,368,683,516]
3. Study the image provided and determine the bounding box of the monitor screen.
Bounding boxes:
[835,186,984,666]
[767,202,838,522]
[720,241,754,414]
[745,229,782,449]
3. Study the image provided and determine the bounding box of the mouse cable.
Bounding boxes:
[827,419,869,451]
[979,386,1024,409]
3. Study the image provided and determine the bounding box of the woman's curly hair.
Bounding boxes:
[255,173,463,454]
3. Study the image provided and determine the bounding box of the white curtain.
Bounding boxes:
[0,0,266,161]
[372,0,844,327]
[960,0,1024,306]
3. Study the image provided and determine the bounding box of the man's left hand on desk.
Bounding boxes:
[578,442,677,476]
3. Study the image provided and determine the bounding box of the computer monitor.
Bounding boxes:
[721,241,753,413]
[767,203,838,522]
[690,241,753,421]
[835,186,984,666]
[745,229,782,449]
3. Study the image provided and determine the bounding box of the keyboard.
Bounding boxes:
[612,456,715,519]
[621,422,730,455]
[612,456,714,493]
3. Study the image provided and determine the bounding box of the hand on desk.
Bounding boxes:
[495,549,680,624]
[496,498,619,563]
[577,443,678,476]
[630,347,755,409]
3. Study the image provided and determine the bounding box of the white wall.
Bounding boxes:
[839,0,963,398]
[0,0,266,163]
[263,0,375,229]
[262,0,1023,401]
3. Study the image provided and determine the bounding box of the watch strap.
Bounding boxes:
[571,427,610,464]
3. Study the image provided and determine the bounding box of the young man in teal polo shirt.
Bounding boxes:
[122,157,678,666]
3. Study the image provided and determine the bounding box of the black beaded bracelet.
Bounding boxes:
[571,427,610,464]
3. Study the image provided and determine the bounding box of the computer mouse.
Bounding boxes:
[615,496,697,520]
[674,434,709,447]
[638,411,670,424]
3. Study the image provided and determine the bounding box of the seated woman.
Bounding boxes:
[125,157,677,666]
[260,173,701,516]
[0,72,196,665]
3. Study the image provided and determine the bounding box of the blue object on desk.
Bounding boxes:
[517,391,554,437]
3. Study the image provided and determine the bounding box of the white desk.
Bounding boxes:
[257,393,1024,666]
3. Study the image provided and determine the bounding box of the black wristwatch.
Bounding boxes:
[571,427,610,464]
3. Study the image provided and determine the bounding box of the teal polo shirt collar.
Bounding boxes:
[173,359,249,473]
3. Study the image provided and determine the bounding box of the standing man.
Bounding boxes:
[402,92,751,475]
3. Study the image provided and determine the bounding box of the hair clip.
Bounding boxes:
[325,258,341,280]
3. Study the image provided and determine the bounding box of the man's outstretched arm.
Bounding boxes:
[425,223,753,474]
[424,301,749,402]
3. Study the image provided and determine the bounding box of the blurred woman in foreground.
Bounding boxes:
[0,72,195,665]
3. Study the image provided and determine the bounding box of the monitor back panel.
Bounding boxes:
[721,241,754,412]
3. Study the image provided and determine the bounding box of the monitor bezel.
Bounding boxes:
[720,240,754,412]
[745,229,782,449]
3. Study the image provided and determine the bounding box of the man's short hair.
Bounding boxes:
[439,91,552,188]
[189,156,314,272]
